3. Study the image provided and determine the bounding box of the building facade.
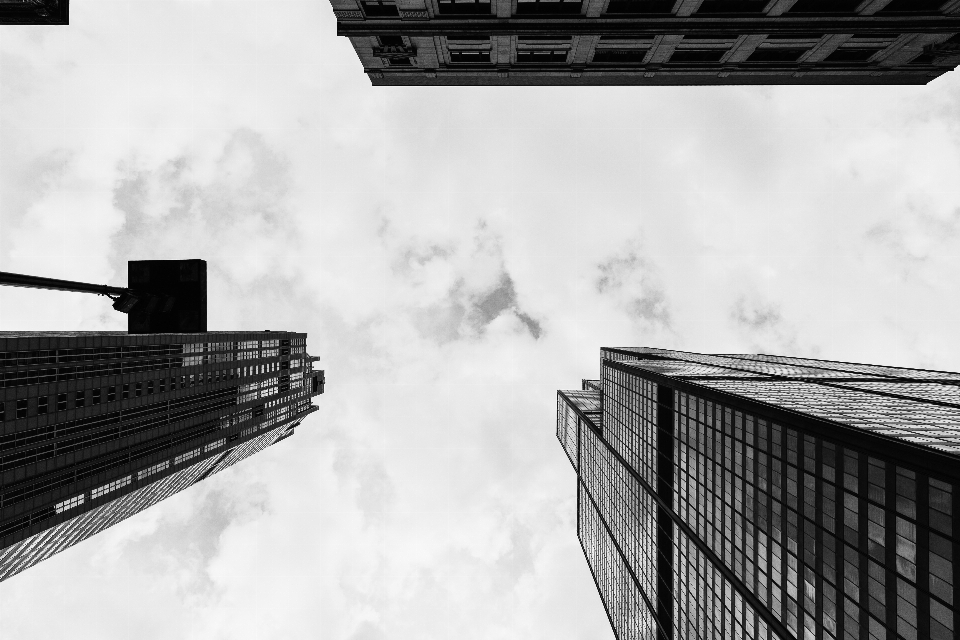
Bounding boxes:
[331,0,960,85]
[0,331,324,581]
[557,347,960,640]
[0,0,67,25]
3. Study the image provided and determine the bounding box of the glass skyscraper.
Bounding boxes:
[558,347,959,640]
[0,331,324,582]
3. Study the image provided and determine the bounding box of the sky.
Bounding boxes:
[1,2,960,639]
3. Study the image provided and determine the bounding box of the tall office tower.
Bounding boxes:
[557,347,960,640]
[330,0,960,85]
[0,331,325,582]
[0,0,68,25]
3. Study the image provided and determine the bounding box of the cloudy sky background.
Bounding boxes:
[1,2,960,638]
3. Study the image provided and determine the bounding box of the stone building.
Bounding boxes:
[330,0,960,84]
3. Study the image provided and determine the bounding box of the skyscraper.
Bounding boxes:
[330,1,960,85]
[0,331,325,582]
[557,347,959,640]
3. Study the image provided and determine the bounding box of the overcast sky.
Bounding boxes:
[1,2,960,639]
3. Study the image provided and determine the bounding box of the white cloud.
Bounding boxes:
[3,4,960,640]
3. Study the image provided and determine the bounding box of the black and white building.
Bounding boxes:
[558,347,959,640]
[0,331,324,581]
[331,1,960,85]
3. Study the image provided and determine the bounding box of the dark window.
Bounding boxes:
[849,33,901,40]
[748,48,807,62]
[122,384,130,399]
[378,36,405,47]
[437,0,491,15]
[159,378,166,393]
[788,0,859,12]
[605,0,673,13]
[57,393,67,411]
[38,396,48,415]
[147,380,154,394]
[107,386,116,402]
[74,391,85,409]
[669,49,727,63]
[909,53,938,65]
[0,402,5,422]
[825,48,882,63]
[518,36,572,42]
[516,50,569,63]
[696,0,766,13]
[92,388,101,405]
[450,51,491,63]
[593,49,649,63]
[388,57,412,66]
[515,0,582,14]
[878,0,944,12]
[362,1,400,16]
[682,32,739,40]
[16,399,27,419]
[447,36,490,43]
[764,33,824,40]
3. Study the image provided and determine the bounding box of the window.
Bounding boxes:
[55,494,85,514]
[16,399,27,419]
[74,391,85,409]
[91,476,131,500]
[92,388,101,405]
[437,0,491,15]
[929,478,952,536]
[38,396,48,415]
[107,386,116,402]
[517,49,570,63]
[930,531,953,605]
[867,458,885,505]
[877,0,945,12]
[122,383,130,400]
[57,393,67,411]
[204,439,226,453]
[695,0,766,13]
[844,451,858,492]
[0,402,4,422]
[450,51,491,64]
[159,378,165,393]
[788,0,859,12]
[825,48,882,63]
[175,448,200,465]
[137,460,170,480]
[931,599,954,640]
[605,0,673,13]
[135,382,142,397]
[747,49,807,63]
[515,0,582,14]
[361,0,399,17]
[147,380,154,394]
[670,49,729,63]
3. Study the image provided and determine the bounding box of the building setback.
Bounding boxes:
[0,331,324,581]
[558,347,960,640]
[330,0,960,85]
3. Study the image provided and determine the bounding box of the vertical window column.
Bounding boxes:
[657,383,675,640]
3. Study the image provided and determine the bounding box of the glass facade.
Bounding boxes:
[0,331,325,581]
[559,348,960,640]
